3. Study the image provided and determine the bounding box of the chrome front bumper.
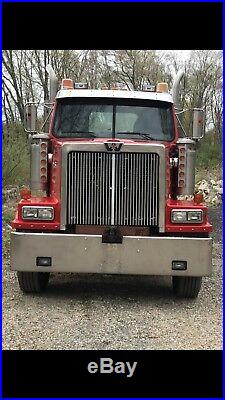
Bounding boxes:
[10,232,212,276]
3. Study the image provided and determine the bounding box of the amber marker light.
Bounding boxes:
[156,82,168,93]
[194,192,204,204]
[20,187,31,200]
[61,79,74,90]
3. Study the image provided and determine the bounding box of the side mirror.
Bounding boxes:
[192,108,204,140]
[24,103,37,133]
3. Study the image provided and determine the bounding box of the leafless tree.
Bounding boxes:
[2,49,222,141]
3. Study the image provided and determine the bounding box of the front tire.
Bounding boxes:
[17,272,50,293]
[172,276,202,298]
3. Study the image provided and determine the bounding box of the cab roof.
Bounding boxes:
[56,89,173,103]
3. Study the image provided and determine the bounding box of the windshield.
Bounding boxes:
[52,98,175,141]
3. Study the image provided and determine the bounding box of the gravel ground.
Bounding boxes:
[3,207,222,350]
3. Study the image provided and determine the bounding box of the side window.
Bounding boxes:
[160,108,174,138]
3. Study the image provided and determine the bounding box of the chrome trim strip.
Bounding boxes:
[61,143,166,231]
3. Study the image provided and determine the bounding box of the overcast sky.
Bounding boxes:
[170,50,191,60]
[160,50,191,60]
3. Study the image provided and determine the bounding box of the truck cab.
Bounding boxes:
[10,70,212,298]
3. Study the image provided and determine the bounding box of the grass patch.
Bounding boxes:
[2,203,16,258]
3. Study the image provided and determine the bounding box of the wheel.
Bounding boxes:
[17,271,50,293]
[172,276,202,298]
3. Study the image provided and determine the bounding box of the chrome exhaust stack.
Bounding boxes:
[46,64,58,102]
[172,70,184,113]
[29,64,57,191]
[172,71,197,197]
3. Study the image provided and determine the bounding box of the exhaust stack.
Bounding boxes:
[172,70,184,113]
[46,65,58,102]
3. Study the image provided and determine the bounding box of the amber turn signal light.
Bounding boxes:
[194,192,204,204]
[20,187,31,200]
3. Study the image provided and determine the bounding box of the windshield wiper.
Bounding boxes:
[116,131,154,140]
[73,130,96,137]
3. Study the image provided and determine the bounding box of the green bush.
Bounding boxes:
[3,123,30,187]
[196,135,222,169]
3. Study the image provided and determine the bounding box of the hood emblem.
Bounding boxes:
[104,142,123,152]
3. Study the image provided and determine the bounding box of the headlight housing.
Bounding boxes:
[171,209,203,223]
[22,206,54,220]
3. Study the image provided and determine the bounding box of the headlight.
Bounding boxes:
[187,210,203,222]
[38,208,54,220]
[171,209,203,223]
[22,206,54,220]
[22,207,38,219]
[171,210,187,223]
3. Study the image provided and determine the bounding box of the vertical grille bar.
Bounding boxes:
[67,153,71,223]
[121,153,124,225]
[153,154,155,222]
[102,153,105,223]
[67,151,159,226]
[155,154,159,222]
[107,153,112,225]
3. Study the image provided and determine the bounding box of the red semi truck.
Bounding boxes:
[10,66,212,298]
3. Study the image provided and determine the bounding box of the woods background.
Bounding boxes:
[2,50,222,188]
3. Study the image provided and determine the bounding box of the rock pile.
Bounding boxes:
[195,179,223,206]
[3,186,20,202]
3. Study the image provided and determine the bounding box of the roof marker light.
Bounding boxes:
[142,83,155,92]
[156,82,168,93]
[61,79,74,90]
[74,82,88,89]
